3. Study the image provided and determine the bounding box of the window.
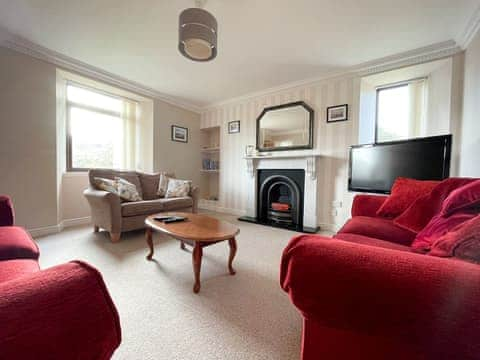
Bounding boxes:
[376,79,426,143]
[66,84,136,171]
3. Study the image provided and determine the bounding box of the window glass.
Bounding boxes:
[69,107,124,169]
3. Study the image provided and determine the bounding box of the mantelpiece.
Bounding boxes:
[244,152,321,180]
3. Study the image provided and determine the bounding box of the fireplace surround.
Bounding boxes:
[239,152,320,233]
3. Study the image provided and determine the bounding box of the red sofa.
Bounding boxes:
[0,195,121,359]
[281,190,480,360]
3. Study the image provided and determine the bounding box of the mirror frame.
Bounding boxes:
[256,101,314,152]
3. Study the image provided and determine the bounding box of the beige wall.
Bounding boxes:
[201,76,360,229]
[154,100,201,187]
[0,46,58,230]
[0,46,201,231]
[459,30,480,177]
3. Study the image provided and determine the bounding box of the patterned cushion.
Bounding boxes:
[89,169,143,199]
[157,174,170,197]
[165,178,192,198]
[115,177,142,202]
[93,177,118,194]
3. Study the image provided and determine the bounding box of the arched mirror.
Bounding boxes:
[256,101,314,152]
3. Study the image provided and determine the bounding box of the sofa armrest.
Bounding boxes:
[190,186,199,213]
[351,194,387,217]
[84,187,122,232]
[280,235,480,357]
[0,261,121,359]
[0,195,14,226]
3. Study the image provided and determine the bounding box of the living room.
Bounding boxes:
[1,1,480,359]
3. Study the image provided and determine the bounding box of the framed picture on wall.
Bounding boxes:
[171,125,188,143]
[228,120,240,134]
[326,104,348,123]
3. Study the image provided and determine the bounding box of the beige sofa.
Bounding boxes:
[84,169,199,242]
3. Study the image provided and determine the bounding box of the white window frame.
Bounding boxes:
[66,82,124,172]
[375,77,427,143]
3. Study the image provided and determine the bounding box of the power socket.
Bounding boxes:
[332,200,343,208]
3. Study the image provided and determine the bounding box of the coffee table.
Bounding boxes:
[145,212,240,293]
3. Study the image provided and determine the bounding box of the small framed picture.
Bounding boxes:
[228,120,240,134]
[171,125,188,143]
[326,104,348,123]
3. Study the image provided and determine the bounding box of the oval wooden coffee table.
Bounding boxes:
[145,212,240,293]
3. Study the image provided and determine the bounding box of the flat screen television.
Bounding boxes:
[348,135,452,194]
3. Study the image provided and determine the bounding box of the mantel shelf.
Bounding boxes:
[244,152,322,160]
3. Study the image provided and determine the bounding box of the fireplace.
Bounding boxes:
[257,169,304,231]
[239,153,320,233]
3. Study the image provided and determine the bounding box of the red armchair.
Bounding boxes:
[0,195,121,359]
[281,193,480,360]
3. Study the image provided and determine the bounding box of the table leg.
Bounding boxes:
[192,243,203,293]
[228,237,237,275]
[146,227,154,260]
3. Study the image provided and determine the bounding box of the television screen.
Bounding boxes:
[348,135,452,194]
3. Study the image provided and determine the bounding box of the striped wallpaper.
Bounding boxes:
[201,75,361,230]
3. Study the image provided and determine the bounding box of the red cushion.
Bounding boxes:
[337,216,416,246]
[394,177,476,233]
[0,259,39,283]
[0,227,39,261]
[376,178,439,219]
[334,233,411,252]
[0,195,14,226]
[411,211,478,253]
[441,179,480,216]
[429,215,480,261]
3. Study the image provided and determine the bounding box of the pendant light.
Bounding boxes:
[178,0,218,62]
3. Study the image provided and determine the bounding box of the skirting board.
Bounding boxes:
[198,202,247,217]
[28,216,92,238]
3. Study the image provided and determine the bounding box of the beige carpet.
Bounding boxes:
[36,212,330,360]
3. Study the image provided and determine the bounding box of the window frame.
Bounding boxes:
[66,82,124,172]
[374,77,427,144]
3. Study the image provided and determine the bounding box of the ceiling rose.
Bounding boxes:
[178,1,218,62]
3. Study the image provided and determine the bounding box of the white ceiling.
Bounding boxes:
[0,0,478,108]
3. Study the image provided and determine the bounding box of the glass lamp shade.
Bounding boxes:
[179,8,217,61]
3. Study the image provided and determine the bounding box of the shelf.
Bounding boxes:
[201,147,220,152]
[200,169,220,173]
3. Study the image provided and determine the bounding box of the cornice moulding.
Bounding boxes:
[456,4,480,50]
[0,28,202,114]
[203,40,462,111]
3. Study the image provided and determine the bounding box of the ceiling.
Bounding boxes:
[0,0,478,108]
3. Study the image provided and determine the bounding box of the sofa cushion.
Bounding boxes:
[165,178,192,198]
[376,177,439,219]
[0,259,39,283]
[89,169,143,199]
[411,211,478,253]
[337,216,416,246]
[121,199,164,217]
[441,179,480,216]
[138,173,161,200]
[0,195,14,226]
[429,215,480,263]
[0,227,39,261]
[160,197,193,211]
[334,233,411,252]
[394,177,477,233]
[115,177,142,202]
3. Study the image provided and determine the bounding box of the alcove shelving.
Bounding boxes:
[199,126,220,211]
